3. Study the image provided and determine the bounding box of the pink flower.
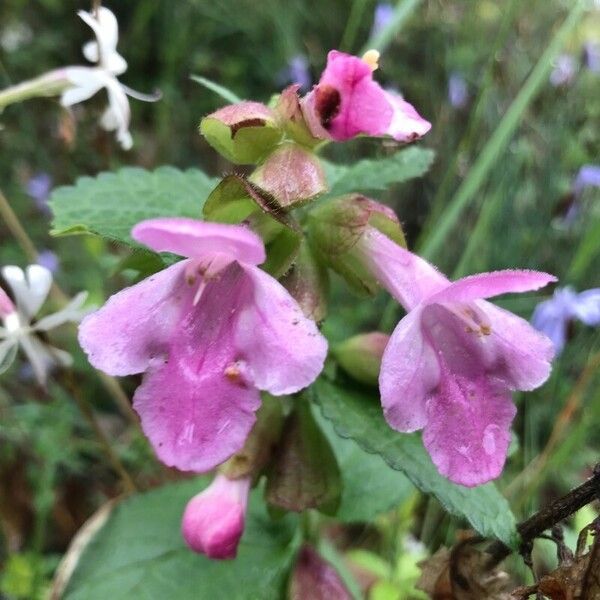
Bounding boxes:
[353,227,556,486]
[302,50,431,143]
[78,218,327,472]
[181,473,251,559]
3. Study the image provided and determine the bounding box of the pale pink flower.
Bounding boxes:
[181,474,251,559]
[78,218,327,473]
[302,50,431,143]
[353,227,556,486]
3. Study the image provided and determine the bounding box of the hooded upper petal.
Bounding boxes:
[380,307,439,432]
[426,270,557,306]
[234,264,328,395]
[423,365,516,487]
[132,218,266,264]
[133,262,261,472]
[78,260,190,376]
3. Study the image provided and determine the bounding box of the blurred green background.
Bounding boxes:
[0,0,599,597]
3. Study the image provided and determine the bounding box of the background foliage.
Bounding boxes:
[0,0,599,598]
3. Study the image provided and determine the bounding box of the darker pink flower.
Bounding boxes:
[78,218,327,473]
[181,473,250,559]
[353,227,556,486]
[302,50,431,142]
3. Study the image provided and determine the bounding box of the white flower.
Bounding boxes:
[60,7,158,150]
[0,265,88,386]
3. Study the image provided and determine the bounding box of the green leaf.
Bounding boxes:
[314,408,414,522]
[323,147,435,197]
[62,478,300,600]
[50,166,218,248]
[312,378,518,547]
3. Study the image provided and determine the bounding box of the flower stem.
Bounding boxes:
[0,70,69,111]
[63,373,137,494]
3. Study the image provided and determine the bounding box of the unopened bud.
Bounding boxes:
[249,142,326,209]
[200,101,283,164]
[181,474,251,559]
[334,332,389,385]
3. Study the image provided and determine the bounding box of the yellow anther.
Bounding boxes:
[362,49,380,71]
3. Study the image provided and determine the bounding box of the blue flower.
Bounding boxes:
[26,172,52,213]
[277,55,311,91]
[532,287,600,353]
[370,3,394,40]
[448,72,468,109]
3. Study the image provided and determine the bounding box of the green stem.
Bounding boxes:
[361,0,423,54]
[419,0,587,261]
[340,0,370,53]
[0,70,69,111]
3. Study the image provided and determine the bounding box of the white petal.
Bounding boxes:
[103,79,133,149]
[82,40,100,63]
[61,67,107,106]
[78,8,127,75]
[0,339,18,375]
[34,292,89,331]
[2,264,52,319]
[19,334,54,386]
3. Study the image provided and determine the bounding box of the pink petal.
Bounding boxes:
[133,262,261,472]
[423,366,516,487]
[0,287,15,318]
[78,260,190,376]
[379,308,439,432]
[235,264,328,395]
[304,51,393,141]
[181,474,250,559]
[481,302,555,390]
[384,91,432,142]
[426,270,557,306]
[132,218,266,264]
[354,227,449,310]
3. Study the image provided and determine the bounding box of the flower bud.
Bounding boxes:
[289,545,351,600]
[275,85,323,148]
[334,332,389,385]
[249,142,326,209]
[181,474,251,559]
[200,101,283,164]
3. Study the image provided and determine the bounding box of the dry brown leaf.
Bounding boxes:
[417,543,511,599]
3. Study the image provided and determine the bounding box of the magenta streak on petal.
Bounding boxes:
[132,217,266,265]
[78,260,191,376]
[423,364,516,487]
[133,262,261,472]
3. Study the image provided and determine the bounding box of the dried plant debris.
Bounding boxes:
[417,540,512,600]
